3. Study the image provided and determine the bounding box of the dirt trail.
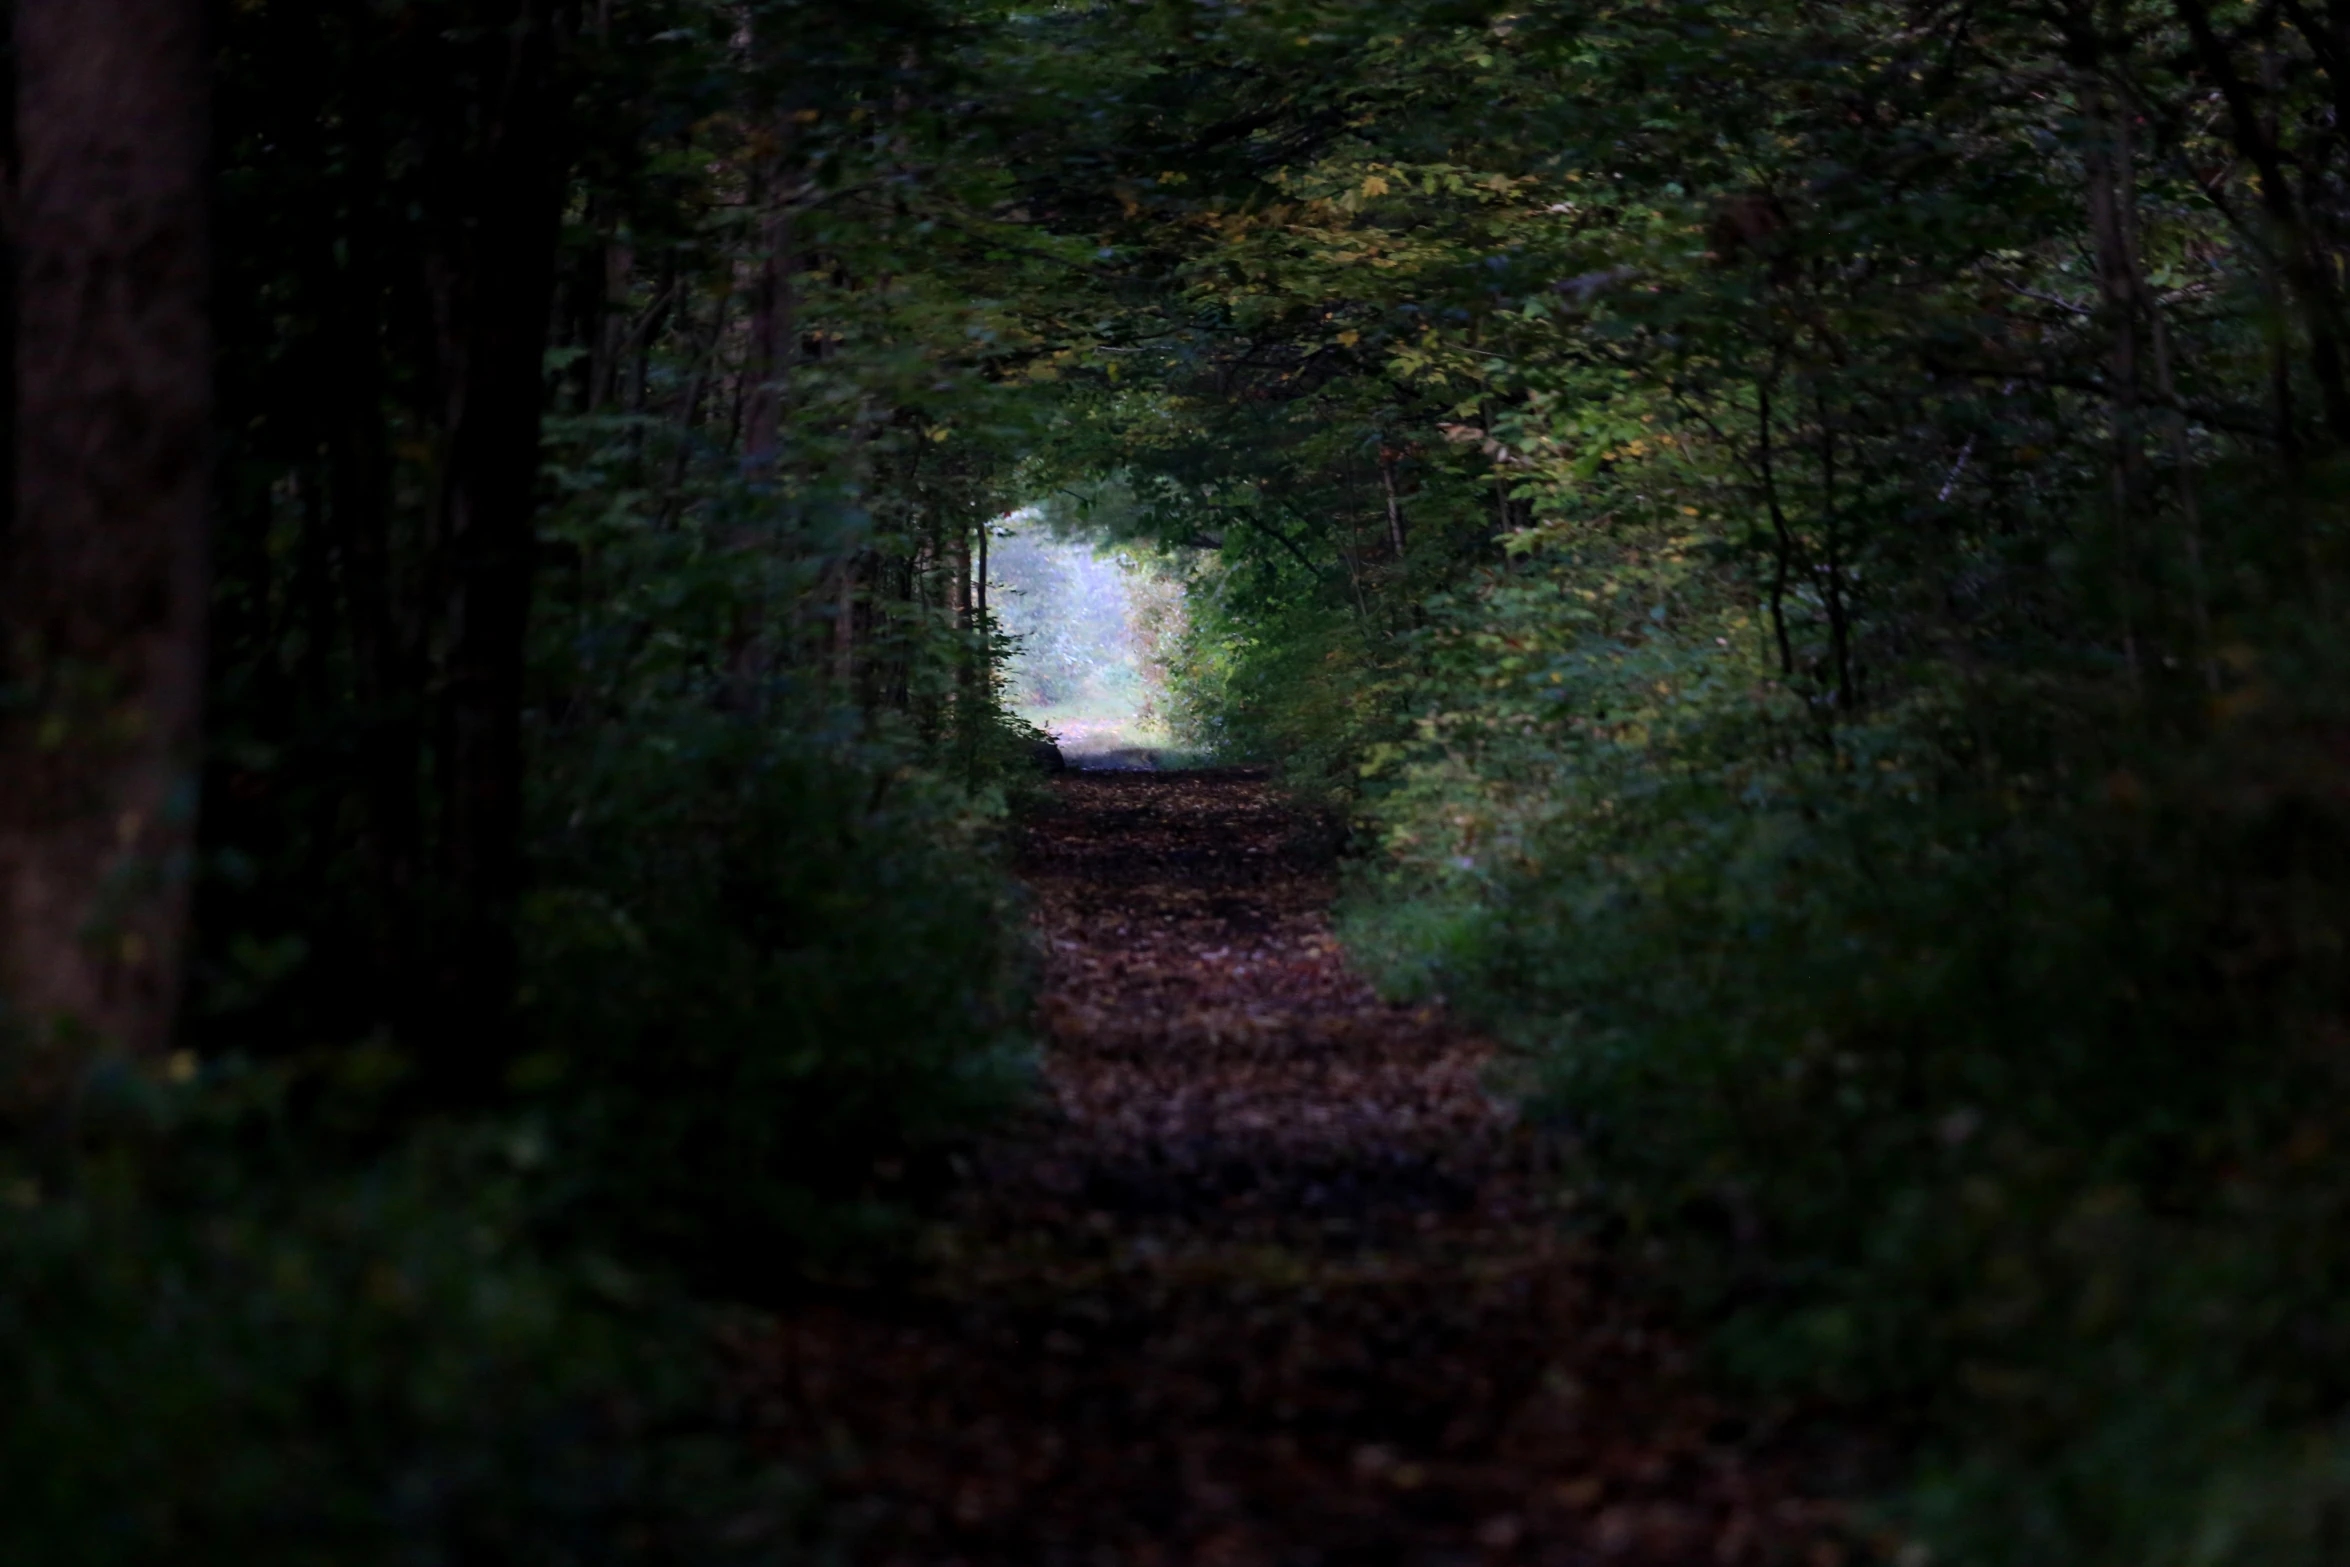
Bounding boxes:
[745,770,1844,1566]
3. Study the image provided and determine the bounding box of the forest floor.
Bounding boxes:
[741,769,1853,1567]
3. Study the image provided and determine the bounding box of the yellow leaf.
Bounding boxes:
[1338,330,1362,347]
[1361,175,1390,198]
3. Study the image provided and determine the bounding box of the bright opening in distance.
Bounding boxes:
[989,508,1182,768]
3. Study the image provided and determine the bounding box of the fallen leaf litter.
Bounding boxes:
[741,768,1852,1566]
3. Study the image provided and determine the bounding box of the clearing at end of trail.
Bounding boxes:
[742,769,1853,1567]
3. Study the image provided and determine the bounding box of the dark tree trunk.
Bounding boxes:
[833,553,860,689]
[743,188,793,467]
[425,0,572,1066]
[322,9,426,1021]
[0,0,212,1063]
[1379,446,1409,559]
[1757,377,1798,681]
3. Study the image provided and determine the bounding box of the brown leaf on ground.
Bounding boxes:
[738,769,1853,1567]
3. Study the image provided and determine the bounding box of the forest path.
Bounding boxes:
[744,771,1842,1567]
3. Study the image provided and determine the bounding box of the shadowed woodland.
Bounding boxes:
[12,1,2350,1563]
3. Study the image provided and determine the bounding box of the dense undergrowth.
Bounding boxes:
[3,1091,825,1566]
[4,692,1036,1564]
[1338,477,2350,1565]
[7,695,1036,1565]
[20,0,2350,1561]
[6,3,1055,1557]
[1027,4,2350,1561]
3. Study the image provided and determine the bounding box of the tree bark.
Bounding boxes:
[742,178,793,468]
[426,0,571,1057]
[2079,55,2147,684]
[833,554,860,690]
[1379,446,1408,559]
[1757,376,1798,681]
[0,0,212,1063]
[322,9,425,1017]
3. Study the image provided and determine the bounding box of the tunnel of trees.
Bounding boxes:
[9,0,2350,1561]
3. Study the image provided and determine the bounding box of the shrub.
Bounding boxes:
[0,1061,825,1567]
[1340,537,2350,1566]
[520,709,1035,1290]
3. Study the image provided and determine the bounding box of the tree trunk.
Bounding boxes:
[0,0,212,1063]
[951,514,973,632]
[1814,383,1854,708]
[1757,376,1798,680]
[323,12,425,1020]
[426,0,571,1062]
[742,177,793,468]
[833,554,859,690]
[2080,59,2145,683]
[1379,446,1408,559]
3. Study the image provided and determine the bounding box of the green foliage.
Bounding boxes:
[518,404,1040,1284]
[1172,564,1390,803]
[48,0,2350,1558]
[42,1,1071,1557]
[0,1065,824,1567]
[1001,1,2350,1560]
[522,709,1034,1285]
[1344,549,2350,1563]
